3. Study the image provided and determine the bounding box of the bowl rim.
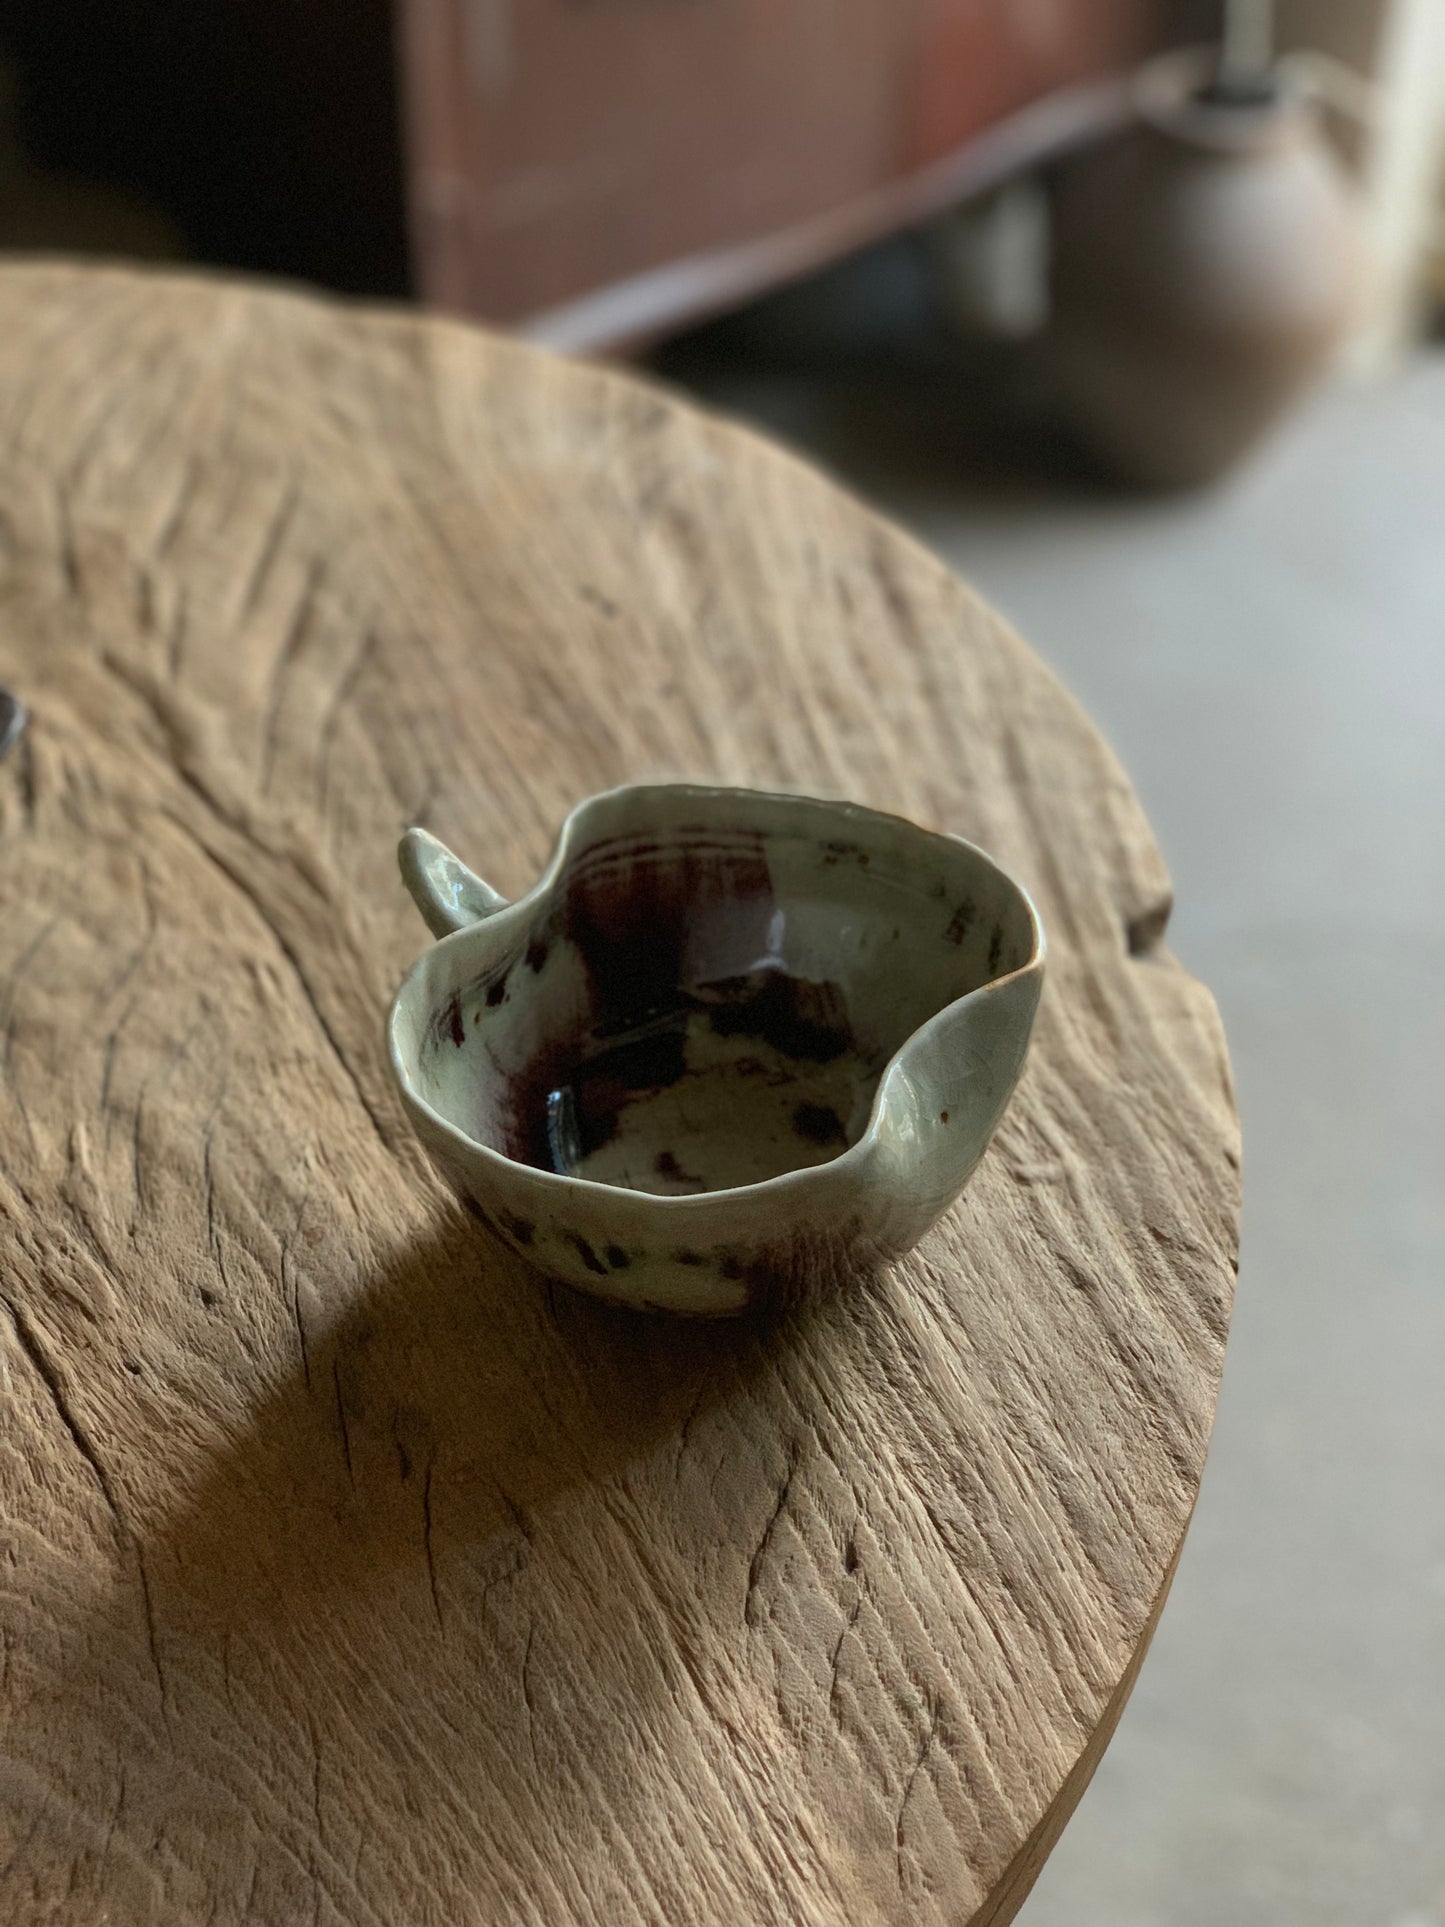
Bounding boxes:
[386,782,1045,1212]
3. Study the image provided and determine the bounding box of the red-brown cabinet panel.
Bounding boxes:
[399,0,1182,343]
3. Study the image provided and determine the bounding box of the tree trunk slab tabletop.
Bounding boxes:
[0,263,1239,1927]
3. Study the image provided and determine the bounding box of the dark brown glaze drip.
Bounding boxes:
[792,1101,846,1147]
[455,826,948,1193]
[655,1148,706,1190]
[561,831,774,1029]
[553,1013,690,1163]
[498,830,798,1179]
[511,965,860,1179]
[944,898,977,944]
[498,1209,535,1246]
[564,1232,608,1275]
[696,969,850,1063]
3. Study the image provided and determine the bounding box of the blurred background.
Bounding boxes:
[1,3,1441,1923]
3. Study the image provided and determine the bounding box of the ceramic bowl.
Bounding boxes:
[387,785,1043,1314]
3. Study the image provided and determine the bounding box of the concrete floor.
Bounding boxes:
[671,356,1445,1926]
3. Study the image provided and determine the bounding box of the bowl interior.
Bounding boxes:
[414,795,1035,1195]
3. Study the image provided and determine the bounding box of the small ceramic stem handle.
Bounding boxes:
[399,827,510,938]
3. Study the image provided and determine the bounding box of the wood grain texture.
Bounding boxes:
[0,262,1239,1927]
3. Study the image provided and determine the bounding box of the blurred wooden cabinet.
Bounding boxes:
[2,0,1187,348]
[398,0,1183,347]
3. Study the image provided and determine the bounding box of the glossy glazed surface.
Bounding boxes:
[390,786,1043,1312]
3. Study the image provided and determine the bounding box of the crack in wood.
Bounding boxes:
[260,554,325,791]
[895,1695,940,1889]
[15,730,35,826]
[744,1441,801,1628]
[316,629,378,816]
[422,1451,443,1632]
[332,1359,354,1488]
[827,1595,863,1724]
[1,1293,123,1531]
[134,1545,169,1718]
[520,1621,538,1763]
[54,484,79,600]
[161,809,396,1155]
[236,478,300,631]
[2,913,59,1153]
[282,1191,311,1391]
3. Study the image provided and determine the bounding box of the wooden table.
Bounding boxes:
[0,263,1239,1927]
